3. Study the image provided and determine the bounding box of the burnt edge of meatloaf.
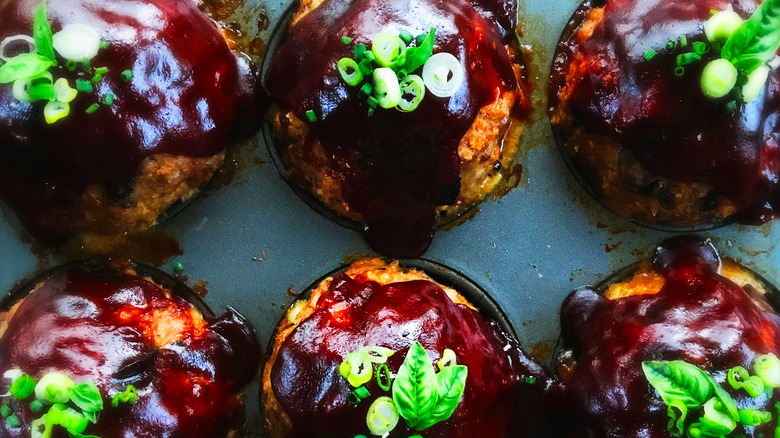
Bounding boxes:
[260,258,520,436]
[549,239,780,380]
[546,0,736,231]
[258,1,529,233]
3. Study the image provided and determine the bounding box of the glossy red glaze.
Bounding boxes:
[550,0,780,223]
[265,0,523,257]
[543,236,780,437]
[270,273,548,438]
[0,262,260,437]
[0,0,259,242]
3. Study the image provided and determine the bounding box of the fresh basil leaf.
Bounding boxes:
[416,364,468,431]
[81,409,98,424]
[33,1,55,61]
[403,28,435,73]
[70,381,103,414]
[642,361,713,408]
[710,376,739,421]
[392,342,439,429]
[0,53,54,84]
[667,399,687,437]
[722,0,780,73]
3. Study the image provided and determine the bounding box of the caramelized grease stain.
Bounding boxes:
[202,0,269,61]
[191,280,210,298]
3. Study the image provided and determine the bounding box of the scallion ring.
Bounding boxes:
[422,52,464,98]
[371,33,405,68]
[0,35,36,62]
[52,23,101,61]
[337,57,363,87]
[397,74,425,112]
[347,385,370,404]
[704,10,744,43]
[754,353,780,388]
[739,409,772,426]
[358,346,395,363]
[700,58,737,98]
[376,364,391,391]
[54,78,78,103]
[741,65,770,103]
[345,352,374,387]
[373,67,401,109]
[701,398,737,434]
[438,348,457,370]
[34,371,75,403]
[366,396,399,435]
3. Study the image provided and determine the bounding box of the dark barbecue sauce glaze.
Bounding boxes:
[550,0,780,223]
[543,236,780,437]
[0,262,261,437]
[265,0,524,257]
[0,0,259,243]
[270,273,548,438]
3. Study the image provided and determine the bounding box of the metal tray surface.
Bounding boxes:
[1,0,779,435]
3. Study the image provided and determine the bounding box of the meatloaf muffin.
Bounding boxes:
[262,259,548,438]
[0,0,259,244]
[0,259,261,437]
[265,0,532,257]
[542,236,780,437]
[549,0,780,227]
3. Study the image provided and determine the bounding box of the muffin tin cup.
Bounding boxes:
[548,0,731,233]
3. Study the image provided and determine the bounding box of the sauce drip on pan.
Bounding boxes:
[266,0,524,257]
[544,236,780,437]
[271,273,548,437]
[551,0,780,223]
[0,0,259,243]
[0,263,261,437]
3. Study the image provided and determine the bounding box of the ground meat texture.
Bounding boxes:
[0,0,259,244]
[549,0,780,227]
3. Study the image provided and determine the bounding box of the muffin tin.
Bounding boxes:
[0,0,779,435]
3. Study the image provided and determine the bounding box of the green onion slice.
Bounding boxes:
[345,351,374,387]
[676,52,701,65]
[674,66,685,77]
[0,35,37,62]
[338,57,363,87]
[354,43,367,61]
[30,417,48,438]
[121,69,133,81]
[739,409,771,426]
[704,10,744,43]
[9,374,35,399]
[358,346,395,363]
[35,371,75,403]
[52,23,101,61]
[727,366,750,389]
[341,36,352,45]
[53,78,78,103]
[366,396,400,436]
[6,414,19,428]
[700,58,737,98]
[398,74,425,112]
[111,384,137,407]
[754,353,780,388]
[376,364,392,391]
[692,41,709,55]
[373,67,401,109]
[399,29,413,46]
[305,109,317,122]
[45,403,89,434]
[422,52,464,98]
[437,348,457,370]
[75,78,93,93]
[741,65,770,103]
[348,385,370,404]
[371,33,405,68]
[701,398,737,434]
[643,49,657,61]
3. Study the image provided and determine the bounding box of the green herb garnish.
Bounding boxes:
[111,384,137,407]
[33,1,55,61]
[644,49,657,61]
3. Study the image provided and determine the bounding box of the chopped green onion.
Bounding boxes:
[35,372,75,403]
[416,33,427,46]
[28,83,54,101]
[347,385,370,404]
[524,376,536,384]
[94,66,108,75]
[674,66,685,76]
[692,41,709,55]
[679,35,688,47]
[82,57,90,72]
[111,385,137,407]
[173,262,184,274]
[741,65,770,103]
[358,58,374,76]
[396,68,407,80]
[363,51,375,63]
[70,381,103,414]
[366,396,399,435]
[438,348,458,370]
[65,60,77,71]
[29,400,44,413]
[701,398,737,434]
[727,366,750,389]
[358,346,395,363]
[724,100,737,112]
[359,82,373,96]
[643,49,657,61]
[9,374,35,400]
[305,109,317,122]
[99,40,109,49]
[121,69,133,81]
[700,58,737,98]
[90,73,102,83]
[422,52,464,98]
[45,403,89,434]
[85,103,100,114]
[340,362,352,379]
[0,404,11,418]
[704,10,744,43]
[754,353,780,388]
[103,93,114,105]
[399,29,413,46]
[376,364,391,391]
[337,57,363,87]
[739,409,771,426]
[354,43,367,61]
[30,417,47,438]
[367,107,374,117]
[371,33,405,68]
[54,78,78,103]
[5,414,19,428]
[667,40,677,51]
[373,67,401,109]
[76,79,92,93]
[345,352,374,387]
[341,36,352,45]
[676,52,701,65]
[52,23,101,62]
[366,96,379,108]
